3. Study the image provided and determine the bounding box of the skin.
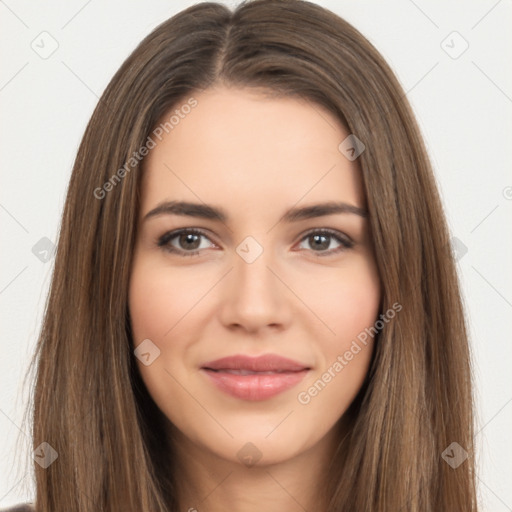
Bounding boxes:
[128,85,381,512]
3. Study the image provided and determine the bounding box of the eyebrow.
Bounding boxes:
[143,200,367,224]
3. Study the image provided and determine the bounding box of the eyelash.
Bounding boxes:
[156,228,354,258]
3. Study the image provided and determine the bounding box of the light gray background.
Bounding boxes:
[1,0,511,510]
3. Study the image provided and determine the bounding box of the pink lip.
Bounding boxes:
[201,354,310,401]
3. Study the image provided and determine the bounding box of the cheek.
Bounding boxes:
[128,258,198,418]
[309,255,381,344]
[296,261,380,417]
[128,258,205,344]
[128,256,216,399]
[305,256,380,388]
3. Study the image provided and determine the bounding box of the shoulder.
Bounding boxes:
[0,504,35,512]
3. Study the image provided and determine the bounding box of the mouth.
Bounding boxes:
[200,354,311,401]
[205,369,302,375]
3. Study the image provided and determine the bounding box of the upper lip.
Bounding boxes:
[201,354,310,372]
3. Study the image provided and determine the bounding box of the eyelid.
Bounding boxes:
[300,227,353,245]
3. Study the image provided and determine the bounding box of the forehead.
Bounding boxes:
[140,86,365,215]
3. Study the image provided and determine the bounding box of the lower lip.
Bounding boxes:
[201,369,309,401]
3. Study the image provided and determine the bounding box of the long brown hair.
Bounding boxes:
[19,0,478,509]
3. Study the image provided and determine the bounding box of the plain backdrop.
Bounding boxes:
[1,0,511,510]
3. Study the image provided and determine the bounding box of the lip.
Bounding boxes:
[201,354,311,401]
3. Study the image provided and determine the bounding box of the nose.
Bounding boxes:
[217,240,293,334]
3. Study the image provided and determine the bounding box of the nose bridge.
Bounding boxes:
[218,233,290,330]
[233,234,277,299]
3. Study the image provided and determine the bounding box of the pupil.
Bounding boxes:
[312,234,329,250]
[181,233,200,249]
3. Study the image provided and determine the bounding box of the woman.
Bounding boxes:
[9,0,478,510]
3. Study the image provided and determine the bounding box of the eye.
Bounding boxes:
[157,228,353,258]
[296,229,353,257]
[157,228,216,256]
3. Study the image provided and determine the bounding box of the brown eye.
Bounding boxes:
[297,229,353,256]
[157,229,215,256]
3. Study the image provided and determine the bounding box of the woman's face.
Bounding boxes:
[128,85,381,467]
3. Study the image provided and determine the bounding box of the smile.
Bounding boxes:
[200,353,311,400]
